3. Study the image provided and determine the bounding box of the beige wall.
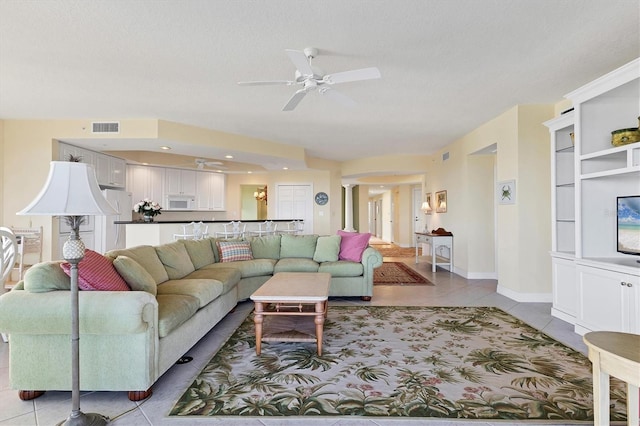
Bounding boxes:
[1,106,554,302]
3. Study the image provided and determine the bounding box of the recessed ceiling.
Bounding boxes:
[0,0,638,172]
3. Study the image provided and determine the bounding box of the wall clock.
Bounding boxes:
[314,192,329,205]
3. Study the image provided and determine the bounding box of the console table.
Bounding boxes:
[415,232,453,273]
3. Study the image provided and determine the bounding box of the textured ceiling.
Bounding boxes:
[1,0,638,170]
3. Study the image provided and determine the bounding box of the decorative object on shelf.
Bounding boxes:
[315,191,329,205]
[421,193,432,215]
[435,190,447,213]
[17,161,116,426]
[134,199,162,222]
[497,180,516,205]
[431,227,453,236]
[611,116,640,147]
[254,186,267,204]
[569,132,575,145]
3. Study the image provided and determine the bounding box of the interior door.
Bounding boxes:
[412,187,423,235]
[276,184,313,234]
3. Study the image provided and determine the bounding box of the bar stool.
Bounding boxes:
[215,221,246,239]
[174,222,209,240]
[249,220,277,237]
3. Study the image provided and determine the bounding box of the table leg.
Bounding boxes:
[628,383,639,426]
[592,354,610,426]
[254,302,264,355]
[431,243,436,273]
[314,301,326,356]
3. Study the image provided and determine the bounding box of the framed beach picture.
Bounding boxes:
[436,190,447,213]
[497,180,516,205]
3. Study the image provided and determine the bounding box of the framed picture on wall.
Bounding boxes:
[436,190,447,213]
[424,193,432,215]
[497,180,516,205]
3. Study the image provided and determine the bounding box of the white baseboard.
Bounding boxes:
[551,308,576,325]
[497,284,553,303]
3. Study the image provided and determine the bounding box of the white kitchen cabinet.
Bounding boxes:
[196,172,226,211]
[59,142,126,188]
[165,169,197,195]
[127,165,165,209]
[576,261,640,335]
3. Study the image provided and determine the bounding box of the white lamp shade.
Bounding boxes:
[421,201,431,212]
[18,161,118,216]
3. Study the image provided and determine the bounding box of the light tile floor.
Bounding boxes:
[0,255,587,425]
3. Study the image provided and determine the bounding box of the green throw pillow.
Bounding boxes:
[23,261,70,292]
[250,235,281,259]
[180,238,216,269]
[313,235,341,262]
[155,241,196,279]
[113,256,157,296]
[280,234,319,259]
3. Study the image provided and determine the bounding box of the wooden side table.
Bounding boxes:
[583,331,640,426]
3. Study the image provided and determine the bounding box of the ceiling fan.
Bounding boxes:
[195,158,227,170]
[238,47,381,111]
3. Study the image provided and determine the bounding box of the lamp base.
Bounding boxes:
[57,411,108,426]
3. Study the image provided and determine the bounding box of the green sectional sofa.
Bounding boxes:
[0,234,382,401]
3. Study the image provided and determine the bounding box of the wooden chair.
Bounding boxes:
[215,221,246,239]
[10,226,42,281]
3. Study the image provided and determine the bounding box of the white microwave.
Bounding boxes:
[166,194,196,210]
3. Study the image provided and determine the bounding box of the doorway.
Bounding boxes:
[240,184,267,220]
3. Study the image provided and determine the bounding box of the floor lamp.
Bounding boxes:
[18,161,118,426]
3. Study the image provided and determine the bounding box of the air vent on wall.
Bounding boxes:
[92,121,120,134]
[442,152,450,161]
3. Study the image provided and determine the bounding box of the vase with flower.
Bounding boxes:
[134,199,162,222]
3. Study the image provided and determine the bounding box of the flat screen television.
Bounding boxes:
[617,195,640,257]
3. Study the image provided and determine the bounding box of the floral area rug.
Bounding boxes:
[373,261,433,285]
[371,244,420,257]
[169,306,627,421]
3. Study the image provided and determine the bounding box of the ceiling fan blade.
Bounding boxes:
[319,87,357,108]
[285,49,314,77]
[282,89,307,111]
[323,67,381,84]
[237,80,294,86]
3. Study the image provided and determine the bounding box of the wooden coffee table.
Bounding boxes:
[250,272,331,356]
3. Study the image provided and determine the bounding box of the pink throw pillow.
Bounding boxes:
[61,249,130,291]
[337,230,371,262]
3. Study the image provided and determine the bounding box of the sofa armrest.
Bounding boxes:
[361,246,383,271]
[0,290,157,335]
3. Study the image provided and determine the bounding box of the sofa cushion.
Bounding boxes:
[318,260,364,277]
[106,245,169,285]
[180,238,216,269]
[157,279,224,308]
[249,235,281,259]
[313,235,342,262]
[112,255,157,296]
[155,242,195,279]
[156,294,200,338]
[203,259,276,278]
[274,258,320,273]
[184,267,241,294]
[217,241,253,262]
[280,234,318,259]
[61,249,130,292]
[23,261,70,292]
[337,230,371,262]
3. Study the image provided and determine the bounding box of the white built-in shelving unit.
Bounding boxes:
[545,58,640,335]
